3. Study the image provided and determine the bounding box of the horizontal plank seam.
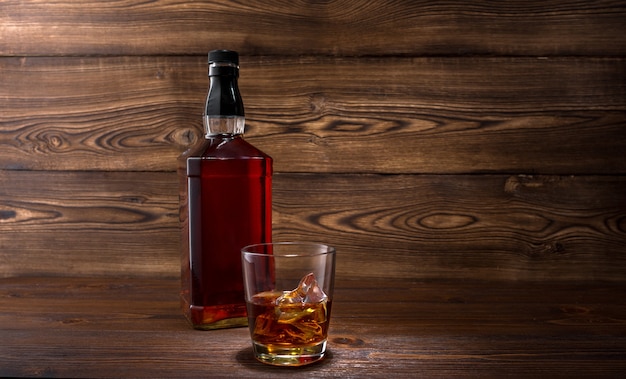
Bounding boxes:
[1,54,625,59]
[2,169,626,177]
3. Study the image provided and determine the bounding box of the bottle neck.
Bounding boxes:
[204,66,245,137]
[203,116,245,137]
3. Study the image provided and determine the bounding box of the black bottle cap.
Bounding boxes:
[208,50,239,65]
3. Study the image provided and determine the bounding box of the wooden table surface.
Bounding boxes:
[1,276,625,378]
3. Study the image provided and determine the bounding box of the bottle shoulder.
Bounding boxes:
[181,135,271,160]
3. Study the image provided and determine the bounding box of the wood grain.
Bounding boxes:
[0,170,179,278]
[1,56,624,173]
[1,1,625,56]
[2,171,624,281]
[1,277,625,378]
[1,1,624,376]
[273,173,626,281]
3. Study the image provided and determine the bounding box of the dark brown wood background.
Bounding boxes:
[1,1,625,282]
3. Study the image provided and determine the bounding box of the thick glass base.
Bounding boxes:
[251,340,327,366]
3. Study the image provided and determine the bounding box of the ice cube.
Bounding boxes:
[276,301,328,325]
[276,272,327,305]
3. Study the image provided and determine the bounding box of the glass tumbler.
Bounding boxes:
[241,242,336,366]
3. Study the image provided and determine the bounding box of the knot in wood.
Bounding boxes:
[0,210,17,221]
[309,93,327,114]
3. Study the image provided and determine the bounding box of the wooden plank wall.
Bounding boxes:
[1,1,625,282]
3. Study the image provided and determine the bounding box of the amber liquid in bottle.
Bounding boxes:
[180,136,272,329]
[179,50,272,329]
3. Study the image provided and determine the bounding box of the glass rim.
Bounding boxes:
[241,241,335,258]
